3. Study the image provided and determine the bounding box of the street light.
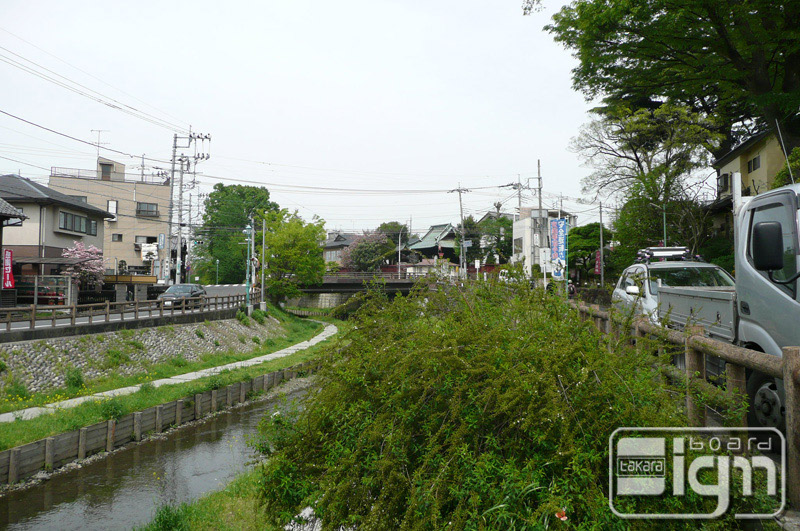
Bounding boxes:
[649,203,667,246]
[216,259,219,285]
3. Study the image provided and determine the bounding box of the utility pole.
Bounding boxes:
[517,174,522,215]
[449,184,470,278]
[166,134,177,284]
[537,160,545,287]
[245,220,252,308]
[167,131,211,285]
[261,217,266,306]
[599,202,605,287]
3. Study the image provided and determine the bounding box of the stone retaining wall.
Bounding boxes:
[0,316,284,395]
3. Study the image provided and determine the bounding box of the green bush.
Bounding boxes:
[138,382,155,394]
[195,329,205,339]
[0,360,6,373]
[64,366,84,391]
[125,339,145,351]
[143,503,191,531]
[4,377,28,400]
[169,355,188,368]
[252,336,261,345]
[236,310,251,327]
[251,309,267,325]
[254,283,768,528]
[213,340,220,347]
[100,398,124,420]
[207,374,224,390]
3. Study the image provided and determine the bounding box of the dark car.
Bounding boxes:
[157,284,207,308]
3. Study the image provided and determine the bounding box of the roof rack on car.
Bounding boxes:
[634,246,703,264]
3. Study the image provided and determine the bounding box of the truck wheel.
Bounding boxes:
[747,372,786,432]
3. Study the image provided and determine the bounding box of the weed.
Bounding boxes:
[138,382,155,394]
[125,339,145,351]
[169,355,188,368]
[204,320,211,327]
[4,377,28,400]
[251,309,266,325]
[146,503,191,531]
[213,340,220,347]
[238,334,247,344]
[118,329,135,339]
[100,398,124,420]
[65,366,84,391]
[104,349,130,368]
[236,310,250,327]
[0,360,6,373]
[252,336,261,345]
[207,374,224,390]
[195,329,205,339]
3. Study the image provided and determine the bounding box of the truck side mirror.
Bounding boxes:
[625,285,640,296]
[752,221,784,271]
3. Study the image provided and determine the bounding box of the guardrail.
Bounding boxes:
[322,272,423,281]
[574,302,800,508]
[0,290,262,332]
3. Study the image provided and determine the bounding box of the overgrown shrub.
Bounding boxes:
[254,282,769,528]
[0,360,6,373]
[169,355,188,368]
[100,398,124,420]
[64,366,84,391]
[236,310,251,327]
[4,377,28,400]
[195,329,205,339]
[251,309,267,325]
[104,348,130,368]
[252,336,261,345]
[144,503,191,531]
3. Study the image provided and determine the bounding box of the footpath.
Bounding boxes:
[0,323,338,423]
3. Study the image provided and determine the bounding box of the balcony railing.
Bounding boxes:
[51,167,169,185]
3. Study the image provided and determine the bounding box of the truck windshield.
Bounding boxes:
[648,267,734,295]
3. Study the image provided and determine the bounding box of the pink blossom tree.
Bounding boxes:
[61,241,105,288]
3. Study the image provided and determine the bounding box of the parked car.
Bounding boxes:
[157,284,207,308]
[611,247,735,323]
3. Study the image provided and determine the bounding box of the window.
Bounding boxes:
[136,202,159,216]
[513,237,523,255]
[112,233,123,242]
[749,200,797,297]
[100,163,112,180]
[135,235,157,244]
[717,173,729,194]
[747,155,761,173]
[107,200,118,221]
[58,211,96,235]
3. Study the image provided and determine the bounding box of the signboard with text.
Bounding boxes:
[3,249,14,289]
[549,219,569,280]
[595,250,602,275]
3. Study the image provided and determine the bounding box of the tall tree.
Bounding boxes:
[194,184,279,284]
[61,241,104,288]
[376,221,409,245]
[341,233,394,272]
[478,216,513,264]
[261,210,326,304]
[455,216,482,264]
[547,0,800,152]
[567,223,612,282]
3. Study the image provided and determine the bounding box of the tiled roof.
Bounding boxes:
[0,174,113,218]
[0,196,25,219]
[324,232,359,249]
[408,223,456,250]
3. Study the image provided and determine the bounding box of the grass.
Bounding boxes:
[0,305,325,416]
[0,333,336,451]
[137,468,265,531]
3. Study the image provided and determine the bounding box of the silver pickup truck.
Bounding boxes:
[657,177,800,432]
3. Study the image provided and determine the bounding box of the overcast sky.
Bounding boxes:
[0,0,605,234]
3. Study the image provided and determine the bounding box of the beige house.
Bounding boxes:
[48,157,171,277]
[709,131,793,238]
[0,174,111,276]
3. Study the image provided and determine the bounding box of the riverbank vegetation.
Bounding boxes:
[0,305,318,415]
[249,281,774,529]
[0,313,340,451]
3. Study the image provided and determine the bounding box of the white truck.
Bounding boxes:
[658,175,800,431]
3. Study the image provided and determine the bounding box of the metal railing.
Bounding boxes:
[574,302,800,508]
[0,291,261,332]
[322,272,422,281]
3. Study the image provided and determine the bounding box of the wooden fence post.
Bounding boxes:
[239,382,246,403]
[106,419,116,452]
[155,405,163,433]
[134,300,139,320]
[725,363,748,428]
[70,305,76,326]
[211,390,218,412]
[78,428,87,459]
[45,437,54,470]
[30,304,35,330]
[176,400,183,426]
[159,300,164,318]
[134,412,142,442]
[226,385,233,407]
[195,393,202,419]
[8,448,20,483]
[51,308,56,328]
[105,300,110,322]
[781,346,800,509]
[7,310,11,331]
[685,329,705,427]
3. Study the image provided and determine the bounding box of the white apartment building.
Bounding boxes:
[511,208,577,277]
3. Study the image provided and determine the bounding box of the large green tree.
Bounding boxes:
[194,184,278,284]
[341,233,394,272]
[567,222,612,283]
[261,210,326,303]
[478,215,513,264]
[546,0,800,153]
[455,216,482,264]
[376,221,409,245]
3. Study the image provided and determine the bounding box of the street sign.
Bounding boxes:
[595,250,602,275]
[463,240,473,248]
[158,233,165,250]
[533,233,540,247]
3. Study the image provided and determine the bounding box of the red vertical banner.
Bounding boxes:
[595,250,602,275]
[3,249,14,289]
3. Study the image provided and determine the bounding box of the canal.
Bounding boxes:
[0,380,310,530]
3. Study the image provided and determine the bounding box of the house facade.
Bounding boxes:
[48,157,171,276]
[323,232,359,265]
[0,174,111,276]
[408,223,458,262]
